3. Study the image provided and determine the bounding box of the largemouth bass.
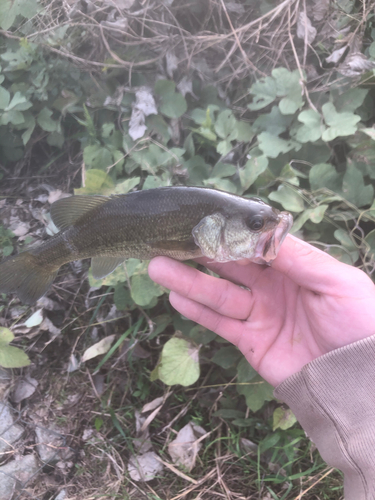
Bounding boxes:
[0,186,293,304]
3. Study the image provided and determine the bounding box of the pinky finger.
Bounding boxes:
[169,291,244,347]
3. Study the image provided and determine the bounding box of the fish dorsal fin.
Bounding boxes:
[91,256,126,279]
[50,195,108,231]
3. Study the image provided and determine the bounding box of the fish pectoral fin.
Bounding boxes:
[91,256,126,279]
[148,238,198,252]
[192,213,225,259]
[50,195,109,231]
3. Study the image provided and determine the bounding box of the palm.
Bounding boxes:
[148,236,375,387]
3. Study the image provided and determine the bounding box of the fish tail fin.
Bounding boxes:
[0,252,59,305]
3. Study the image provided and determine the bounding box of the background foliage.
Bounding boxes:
[1,0,375,498]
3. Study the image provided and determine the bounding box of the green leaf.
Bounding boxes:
[46,131,65,148]
[83,144,113,170]
[74,169,115,195]
[114,284,135,311]
[295,109,324,143]
[268,185,304,212]
[211,162,236,178]
[321,102,361,141]
[342,164,374,207]
[309,163,342,192]
[155,80,187,118]
[236,121,253,142]
[214,110,238,141]
[114,177,140,194]
[0,328,30,368]
[239,155,268,190]
[309,204,328,223]
[248,76,277,110]
[0,86,10,109]
[272,68,303,114]
[273,407,297,431]
[0,110,24,126]
[0,0,39,30]
[154,79,176,98]
[130,273,164,306]
[237,357,257,382]
[0,345,30,368]
[37,107,58,132]
[237,374,274,412]
[258,132,299,158]
[6,92,32,111]
[203,177,238,193]
[334,88,368,112]
[253,106,293,135]
[188,325,217,345]
[184,156,211,186]
[156,338,200,387]
[211,346,242,369]
[160,92,187,118]
[0,327,14,345]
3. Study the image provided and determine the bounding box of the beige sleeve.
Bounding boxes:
[274,336,375,500]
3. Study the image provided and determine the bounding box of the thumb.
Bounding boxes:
[272,235,358,293]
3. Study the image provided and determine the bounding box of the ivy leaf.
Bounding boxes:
[295,109,324,143]
[211,346,242,369]
[237,357,257,382]
[154,79,187,118]
[309,163,343,192]
[247,76,277,110]
[334,88,368,113]
[268,185,304,212]
[114,177,140,194]
[214,110,238,141]
[236,121,253,142]
[0,327,13,344]
[6,92,32,111]
[0,0,39,30]
[342,164,374,207]
[37,107,58,132]
[258,132,299,158]
[239,155,268,190]
[253,106,293,135]
[114,284,135,311]
[0,86,11,110]
[211,162,236,178]
[74,169,115,195]
[321,102,361,141]
[160,92,187,118]
[83,144,113,170]
[237,374,274,412]
[155,338,200,387]
[273,407,297,431]
[131,273,164,307]
[309,204,328,223]
[272,68,303,115]
[0,327,30,368]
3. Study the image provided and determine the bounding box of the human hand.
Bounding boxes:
[148,235,375,387]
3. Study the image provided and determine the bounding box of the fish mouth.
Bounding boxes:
[252,211,293,265]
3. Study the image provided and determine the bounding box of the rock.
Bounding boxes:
[35,426,65,464]
[0,454,39,500]
[0,403,24,454]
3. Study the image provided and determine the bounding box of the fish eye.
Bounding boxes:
[247,215,265,231]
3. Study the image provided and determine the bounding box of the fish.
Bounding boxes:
[0,186,293,305]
